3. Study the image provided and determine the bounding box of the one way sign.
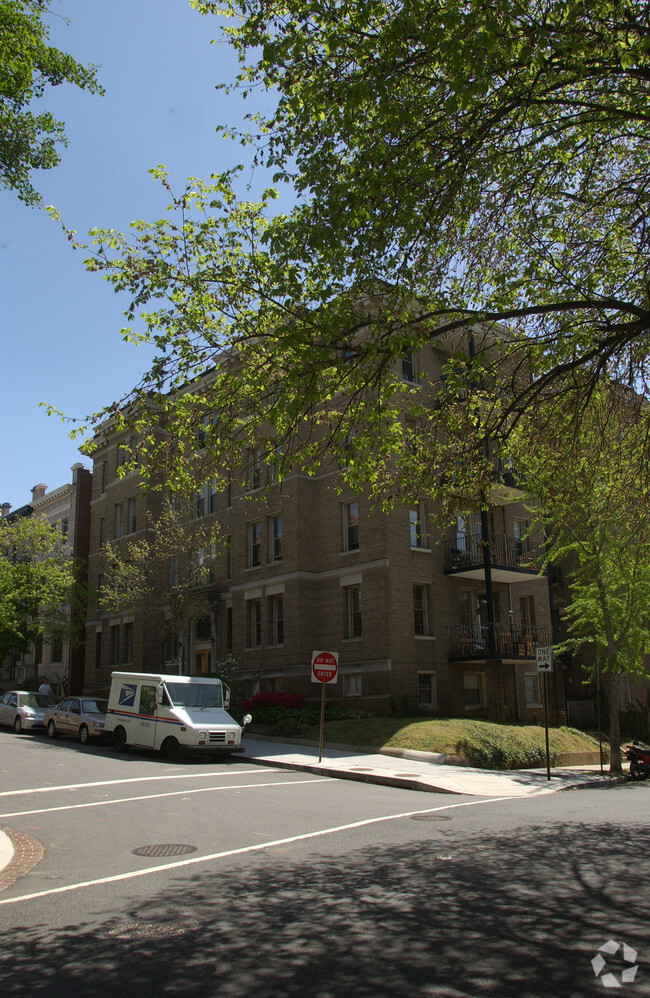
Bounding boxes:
[536,646,554,672]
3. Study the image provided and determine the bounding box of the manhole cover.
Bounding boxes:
[132,844,198,857]
[106,916,200,940]
[409,814,452,822]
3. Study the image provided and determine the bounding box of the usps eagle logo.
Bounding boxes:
[118,684,137,707]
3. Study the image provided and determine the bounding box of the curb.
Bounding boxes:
[243,754,459,794]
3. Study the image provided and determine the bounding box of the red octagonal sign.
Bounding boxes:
[311,650,339,684]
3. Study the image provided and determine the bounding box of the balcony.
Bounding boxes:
[443,534,544,584]
[448,623,552,662]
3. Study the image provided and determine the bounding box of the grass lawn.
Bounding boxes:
[251,715,606,769]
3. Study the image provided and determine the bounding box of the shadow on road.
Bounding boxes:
[0,818,645,997]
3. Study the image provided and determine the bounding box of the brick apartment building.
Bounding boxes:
[82,333,563,724]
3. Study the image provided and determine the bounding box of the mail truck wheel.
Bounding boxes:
[113,726,128,752]
[162,737,184,762]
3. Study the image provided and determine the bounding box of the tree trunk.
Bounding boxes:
[608,672,622,774]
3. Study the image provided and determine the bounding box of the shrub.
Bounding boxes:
[242,691,304,712]
[456,723,551,770]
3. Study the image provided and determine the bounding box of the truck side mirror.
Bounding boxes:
[223,685,231,709]
[242,714,252,726]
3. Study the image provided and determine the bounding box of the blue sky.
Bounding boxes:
[1,0,273,509]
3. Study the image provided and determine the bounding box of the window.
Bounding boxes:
[61,518,69,538]
[117,435,138,470]
[344,674,362,697]
[413,584,432,636]
[114,504,124,539]
[402,349,417,383]
[225,604,233,653]
[417,672,437,709]
[248,449,262,491]
[94,631,102,671]
[268,594,284,645]
[464,672,486,709]
[195,616,211,641]
[524,673,541,707]
[100,461,108,493]
[248,521,261,568]
[127,498,137,534]
[196,479,218,517]
[169,556,179,590]
[122,622,134,664]
[269,444,283,483]
[51,632,63,662]
[246,599,262,647]
[269,515,283,562]
[520,595,536,627]
[109,625,120,665]
[344,584,362,639]
[164,628,179,663]
[99,518,106,548]
[409,504,426,548]
[139,685,157,716]
[343,501,360,552]
[226,535,232,578]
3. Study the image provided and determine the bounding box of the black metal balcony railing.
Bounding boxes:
[444,535,544,574]
[448,623,552,661]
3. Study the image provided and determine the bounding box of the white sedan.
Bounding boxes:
[0,691,57,732]
[45,696,109,744]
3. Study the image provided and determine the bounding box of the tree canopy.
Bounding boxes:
[513,381,650,770]
[0,0,102,204]
[62,1,650,506]
[0,513,77,660]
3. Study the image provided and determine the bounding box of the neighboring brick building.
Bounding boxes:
[1,464,92,694]
[82,337,561,724]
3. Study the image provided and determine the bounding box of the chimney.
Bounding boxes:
[1,502,10,517]
[31,483,47,501]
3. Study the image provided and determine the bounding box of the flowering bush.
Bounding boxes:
[242,691,305,712]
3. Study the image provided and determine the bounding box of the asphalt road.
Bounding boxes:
[0,729,647,997]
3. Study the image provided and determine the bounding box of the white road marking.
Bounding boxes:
[0,777,332,817]
[0,769,277,798]
[0,795,520,905]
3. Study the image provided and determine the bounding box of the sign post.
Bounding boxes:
[536,646,554,780]
[311,651,338,762]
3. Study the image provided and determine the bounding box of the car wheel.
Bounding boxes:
[79,724,90,745]
[47,720,58,739]
[162,737,184,762]
[113,726,128,752]
[13,716,22,734]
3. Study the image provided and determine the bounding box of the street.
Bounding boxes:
[0,730,647,997]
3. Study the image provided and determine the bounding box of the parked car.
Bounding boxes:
[0,690,57,732]
[45,696,109,744]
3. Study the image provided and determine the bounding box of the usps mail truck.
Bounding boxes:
[106,672,252,760]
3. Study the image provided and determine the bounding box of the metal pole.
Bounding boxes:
[318,682,326,763]
[544,671,551,780]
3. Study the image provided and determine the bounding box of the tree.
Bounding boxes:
[511,381,650,773]
[0,0,102,205]
[98,497,227,671]
[0,513,77,664]
[63,1,650,507]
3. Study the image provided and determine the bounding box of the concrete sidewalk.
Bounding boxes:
[243,734,624,797]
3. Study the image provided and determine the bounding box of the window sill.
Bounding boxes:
[342,636,363,643]
[410,546,431,552]
[414,634,436,641]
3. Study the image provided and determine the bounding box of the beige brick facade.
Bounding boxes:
[82,341,561,724]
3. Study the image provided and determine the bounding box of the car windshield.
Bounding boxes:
[164,683,223,708]
[19,693,55,708]
[81,699,108,714]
